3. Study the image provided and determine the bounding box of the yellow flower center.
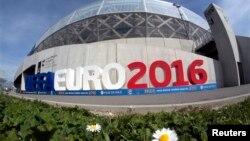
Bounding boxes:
[160,133,169,141]
[90,125,96,129]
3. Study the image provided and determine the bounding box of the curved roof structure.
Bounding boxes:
[35,0,209,47]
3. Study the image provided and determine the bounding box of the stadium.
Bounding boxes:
[14,0,250,96]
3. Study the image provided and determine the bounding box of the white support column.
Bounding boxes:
[204,4,241,87]
[21,73,26,91]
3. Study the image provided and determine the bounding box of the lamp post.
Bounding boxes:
[173,3,190,39]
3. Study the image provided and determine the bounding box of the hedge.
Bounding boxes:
[0,94,249,141]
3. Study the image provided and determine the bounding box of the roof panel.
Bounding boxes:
[71,1,100,23]
[35,0,210,48]
[146,0,181,19]
[99,0,144,14]
[181,7,209,30]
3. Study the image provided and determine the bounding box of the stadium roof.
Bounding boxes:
[35,0,209,47]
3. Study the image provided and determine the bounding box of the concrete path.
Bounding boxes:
[7,84,250,113]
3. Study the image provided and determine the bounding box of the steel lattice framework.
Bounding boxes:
[29,13,212,55]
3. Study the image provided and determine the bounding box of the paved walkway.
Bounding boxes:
[8,84,250,113]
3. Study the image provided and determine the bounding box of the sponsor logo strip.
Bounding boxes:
[24,83,217,96]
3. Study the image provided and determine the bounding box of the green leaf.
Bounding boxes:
[111,119,119,128]
[200,130,208,141]
[45,123,55,131]
[6,129,19,141]
[37,125,47,132]
[40,112,53,122]
[145,128,151,140]
[148,123,158,130]
[103,132,111,141]
[120,134,129,141]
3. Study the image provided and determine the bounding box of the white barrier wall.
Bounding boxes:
[15,38,224,89]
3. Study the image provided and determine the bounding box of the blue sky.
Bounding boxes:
[0,0,249,81]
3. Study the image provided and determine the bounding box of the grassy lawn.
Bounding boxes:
[0,93,250,141]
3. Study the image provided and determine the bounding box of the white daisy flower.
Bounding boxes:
[86,123,101,132]
[152,128,178,141]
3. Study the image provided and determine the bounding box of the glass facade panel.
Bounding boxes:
[99,0,144,14]
[181,7,209,30]
[34,0,210,50]
[146,0,181,19]
[71,1,100,23]
[29,12,211,56]
[57,14,72,30]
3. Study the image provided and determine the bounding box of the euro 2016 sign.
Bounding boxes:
[25,59,217,95]
[25,59,217,96]
[54,59,207,91]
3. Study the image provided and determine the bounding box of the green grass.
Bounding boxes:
[0,93,250,141]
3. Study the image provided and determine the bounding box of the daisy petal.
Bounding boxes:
[156,130,161,136]
[162,128,167,133]
[153,133,159,139]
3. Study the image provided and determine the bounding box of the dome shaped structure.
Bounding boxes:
[15,0,223,94]
[14,1,250,110]
[29,0,212,55]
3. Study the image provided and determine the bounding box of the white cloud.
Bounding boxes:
[0,56,19,81]
[219,0,250,36]
[0,68,16,82]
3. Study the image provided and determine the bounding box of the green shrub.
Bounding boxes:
[0,93,249,141]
